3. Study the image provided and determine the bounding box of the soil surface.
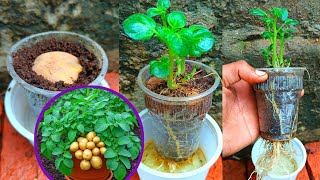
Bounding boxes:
[146,64,215,97]
[13,38,100,91]
[36,125,142,180]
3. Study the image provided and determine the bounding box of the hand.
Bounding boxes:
[222,60,268,157]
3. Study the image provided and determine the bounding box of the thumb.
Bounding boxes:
[223,60,268,88]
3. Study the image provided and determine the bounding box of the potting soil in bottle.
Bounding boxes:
[142,140,206,173]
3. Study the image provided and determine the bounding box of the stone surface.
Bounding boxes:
[119,0,320,140]
[0,0,119,94]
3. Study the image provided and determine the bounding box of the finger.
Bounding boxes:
[222,60,268,88]
[301,89,304,97]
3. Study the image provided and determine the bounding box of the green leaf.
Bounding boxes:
[58,161,72,176]
[114,163,127,180]
[131,136,141,143]
[95,119,108,132]
[118,136,131,145]
[105,148,117,159]
[44,115,53,124]
[147,8,162,17]
[157,0,170,11]
[249,8,268,16]
[118,122,130,132]
[119,148,131,157]
[68,130,77,142]
[63,158,74,169]
[189,27,215,56]
[55,156,63,169]
[129,146,140,160]
[280,8,288,21]
[94,110,105,116]
[167,11,186,29]
[52,147,63,155]
[119,156,131,169]
[123,14,156,40]
[63,152,72,159]
[270,7,282,17]
[261,31,273,39]
[106,158,119,171]
[285,18,299,25]
[260,18,271,25]
[149,56,170,79]
[51,133,61,143]
[77,124,84,133]
[167,32,189,57]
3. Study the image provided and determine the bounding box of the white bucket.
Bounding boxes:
[4,80,109,145]
[251,137,307,180]
[137,109,222,180]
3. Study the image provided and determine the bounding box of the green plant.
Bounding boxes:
[38,88,141,180]
[122,0,215,90]
[250,7,299,68]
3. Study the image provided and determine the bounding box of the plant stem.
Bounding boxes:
[176,55,181,76]
[181,57,186,74]
[161,13,167,28]
[272,18,278,67]
[279,36,284,66]
[168,49,177,90]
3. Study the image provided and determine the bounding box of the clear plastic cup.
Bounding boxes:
[7,31,108,119]
[254,67,306,141]
[137,60,220,161]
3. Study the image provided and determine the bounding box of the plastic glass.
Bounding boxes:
[137,60,220,161]
[7,31,108,118]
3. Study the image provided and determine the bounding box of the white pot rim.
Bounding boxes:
[138,109,222,178]
[251,137,307,179]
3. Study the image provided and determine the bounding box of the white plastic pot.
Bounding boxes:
[251,137,307,180]
[137,109,222,180]
[4,80,109,145]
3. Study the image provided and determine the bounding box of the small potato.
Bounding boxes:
[87,142,95,150]
[83,149,92,160]
[92,147,100,156]
[80,160,91,170]
[97,142,105,148]
[90,156,103,169]
[93,136,100,144]
[70,142,79,152]
[77,137,84,143]
[100,147,106,155]
[86,131,96,141]
[75,150,83,160]
[79,141,87,150]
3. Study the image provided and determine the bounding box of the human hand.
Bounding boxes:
[222,60,268,157]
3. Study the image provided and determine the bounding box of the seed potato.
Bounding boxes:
[79,141,87,150]
[87,142,95,149]
[90,156,103,169]
[86,131,96,141]
[77,137,84,143]
[83,149,92,160]
[92,147,100,156]
[97,142,105,148]
[80,160,91,170]
[75,150,83,160]
[70,142,79,152]
[100,147,106,155]
[93,136,100,144]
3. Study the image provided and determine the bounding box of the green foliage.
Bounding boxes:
[250,7,299,68]
[122,0,215,90]
[39,88,141,180]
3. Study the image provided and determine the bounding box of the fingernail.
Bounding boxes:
[255,70,266,76]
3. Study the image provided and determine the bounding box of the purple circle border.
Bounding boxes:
[33,85,145,180]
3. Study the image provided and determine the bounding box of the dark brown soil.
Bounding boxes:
[146,64,215,97]
[13,38,101,91]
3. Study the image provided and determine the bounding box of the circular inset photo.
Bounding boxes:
[34,86,143,180]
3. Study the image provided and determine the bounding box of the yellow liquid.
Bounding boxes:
[142,140,207,173]
[268,154,297,176]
